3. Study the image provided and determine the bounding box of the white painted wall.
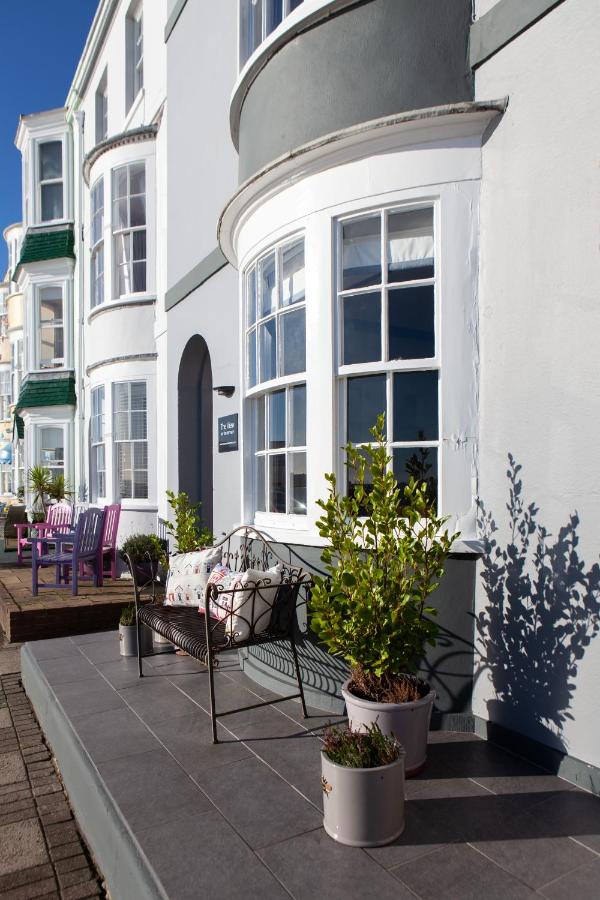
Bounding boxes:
[474,0,600,768]
[475,0,501,17]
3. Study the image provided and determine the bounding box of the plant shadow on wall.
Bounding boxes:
[476,454,600,756]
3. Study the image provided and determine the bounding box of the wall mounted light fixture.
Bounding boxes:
[213,385,235,398]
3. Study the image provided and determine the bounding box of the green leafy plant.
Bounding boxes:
[310,414,456,703]
[322,723,401,768]
[119,603,136,627]
[28,466,53,513]
[120,533,165,565]
[164,489,213,554]
[47,474,74,503]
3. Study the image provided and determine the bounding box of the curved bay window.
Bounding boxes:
[338,206,439,505]
[245,236,306,517]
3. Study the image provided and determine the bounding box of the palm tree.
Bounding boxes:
[27,466,52,515]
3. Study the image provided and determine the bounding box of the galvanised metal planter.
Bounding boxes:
[119,623,153,657]
[342,680,435,776]
[321,749,406,847]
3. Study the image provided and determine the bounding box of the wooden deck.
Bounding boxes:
[0,563,135,643]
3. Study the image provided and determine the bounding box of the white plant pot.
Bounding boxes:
[342,680,435,777]
[153,632,174,649]
[119,623,153,657]
[321,749,405,847]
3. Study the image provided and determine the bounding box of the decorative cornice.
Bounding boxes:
[83,125,158,185]
[88,297,156,323]
[86,352,158,376]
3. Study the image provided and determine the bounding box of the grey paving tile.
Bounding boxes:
[52,681,123,720]
[96,747,212,831]
[438,738,546,781]
[427,730,482,744]
[193,756,322,849]
[95,658,144,690]
[78,640,123,665]
[35,657,100,687]
[69,631,116,645]
[146,655,203,675]
[274,697,347,732]
[71,708,158,763]
[236,724,325,808]
[405,772,492,802]
[526,790,600,853]
[366,797,466,869]
[26,640,82,661]
[118,679,199,724]
[539,856,600,899]
[393,842,537,899]
[136,808,289,899]
[259,827,415,899]
[149,710,251,777]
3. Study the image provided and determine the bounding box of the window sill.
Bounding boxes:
[119,502,158,513]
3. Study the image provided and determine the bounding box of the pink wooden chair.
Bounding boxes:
[101,504,121,579]
[15,502,73,565]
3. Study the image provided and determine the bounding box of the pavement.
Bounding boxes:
[0,633,105,899]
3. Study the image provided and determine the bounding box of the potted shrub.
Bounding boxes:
[120,533,166,585]
[164,489,213,554]
[321,723,405,846]
[310,415,456,775]
[118,603,152,657]
[27,466,52,516]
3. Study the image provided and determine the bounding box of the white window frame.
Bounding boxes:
[336,202,441,507]
[37,425,65,482]
[126,4,144,112]
[244,234,307,524]
[36,285,65,371]
[239,0,304,68]
[113,380,148,501]
[90,386,106,501]
[37,139,64,223]
[95,72,108,144]
[112,162,146,299]
[90,177,105,309]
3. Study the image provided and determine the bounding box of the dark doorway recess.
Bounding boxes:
[178,335,213,532]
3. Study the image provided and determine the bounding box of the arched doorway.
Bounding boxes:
[178,335,213,532]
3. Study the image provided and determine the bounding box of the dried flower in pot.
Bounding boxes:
[320,723,406,847]
[310,415,457,775]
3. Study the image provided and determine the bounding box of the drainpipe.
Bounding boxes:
[73,109,86,502]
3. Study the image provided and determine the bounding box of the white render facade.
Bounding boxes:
[3,0,599,787]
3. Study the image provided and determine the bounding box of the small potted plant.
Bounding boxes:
[119,603,152,657]
[120,533,166,585]
[321,723,405,846]
[310,415,456,775]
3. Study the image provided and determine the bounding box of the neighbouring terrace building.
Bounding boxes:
[3,0,600,791]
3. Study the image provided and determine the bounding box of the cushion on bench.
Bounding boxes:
[205,564,284,641]
[164,546,222,606]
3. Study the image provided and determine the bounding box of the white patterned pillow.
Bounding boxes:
[164,547,222,607]
[204,564,283,642]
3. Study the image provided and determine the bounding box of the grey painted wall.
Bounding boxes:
[237,0,473,182]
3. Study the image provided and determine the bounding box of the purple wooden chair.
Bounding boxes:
[31,507,106,597]
[15,502,73,565]
[101,504,121,579]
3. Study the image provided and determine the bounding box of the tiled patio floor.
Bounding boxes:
[21,634,600,900]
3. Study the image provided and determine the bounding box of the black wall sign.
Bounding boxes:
[218,414,238,452]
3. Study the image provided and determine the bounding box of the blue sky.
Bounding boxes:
[0,1,99,275]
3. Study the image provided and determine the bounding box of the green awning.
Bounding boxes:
[13,414,24,440]
[15,376,76,412]
[13,227,75,279]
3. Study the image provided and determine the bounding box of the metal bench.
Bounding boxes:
[129,526,310,743]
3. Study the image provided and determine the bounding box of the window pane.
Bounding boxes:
[290,0,303,9]
[240,0,263,64]
[269,454,286,513]
[255,455,266,511]
[259,318,277,382]
[281,240,305,306]
[131,411,147,440]
[247,268,257,326]
[290,384,306,446]
[342,292,381,364]
[129,163,145,195]
[41,183,63,221]
[266,0,283,34]
[393,447,437,507]
[269,389,285,449]
[115,231,130,265]
[117,444,132,498]
[39,142,62,180]
[389,285,435,360]
[347,374,386,444]
[289,452,307,514]
[259,253,277,317]
[393,371,438,441]
[134,442,148,469]
[114,411,130,441]
[387,208,434,283]
[113,167,128,199]
[247,329,257,388]
[132,261,146,293]
[281,308,306,375]
[131,382,146,409]
[132,231,146,260]
[255,396,265,451]
[117,264,132,296]
[342,217,381,290]
[114,383,129,411]
[114,199,129,230]
[40,293,62,322]
[130,195,146,227]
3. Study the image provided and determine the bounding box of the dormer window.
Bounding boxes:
[39,141,63,222]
